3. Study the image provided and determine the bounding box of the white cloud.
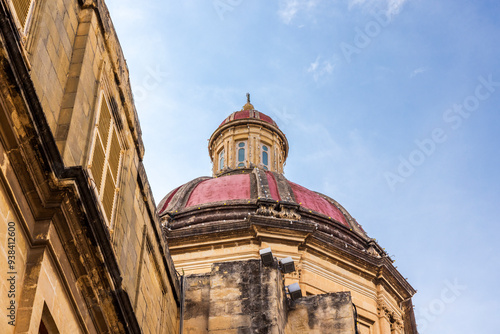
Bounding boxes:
[410,66,429,78]
[307,56,336,81]
[269,106,295,125]
[386,0,407,17]
[308,58,319,72]
[278,0,300,24]
[278,0,319,24]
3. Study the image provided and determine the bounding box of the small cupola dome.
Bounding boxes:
[208,94,288,176]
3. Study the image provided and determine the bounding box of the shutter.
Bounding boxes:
[98,98,112,146]
[102,168,116,222]
[12,0,33,28]
[103,128,121,222]
[90,93,123,225]
[90,96,111,191]
[90,137,105,190]
[108,127,121,182]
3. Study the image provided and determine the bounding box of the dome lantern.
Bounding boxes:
[208,94,288,176]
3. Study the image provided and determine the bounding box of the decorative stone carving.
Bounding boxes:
[378,297,405,334]
[391,316,404,334]
[377,299,392,321]
[367,246,381,257]
[256,203,279,216]
[255,202,301,220]
[277,206,301,220]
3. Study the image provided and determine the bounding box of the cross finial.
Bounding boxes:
[242,93,254,110]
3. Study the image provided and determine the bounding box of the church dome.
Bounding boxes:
[158,168,369,247]
[159,95,370,248]
[156,95,416,330]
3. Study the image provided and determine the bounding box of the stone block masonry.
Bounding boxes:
[0,0,180,332]
[183,259,356,334]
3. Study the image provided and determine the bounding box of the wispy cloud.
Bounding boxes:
[269,106,295,125]
[278,0,319,24]
[386,0,407,17]
[308,56,336,81]
[410,66,429,78]
[278,0,299,24]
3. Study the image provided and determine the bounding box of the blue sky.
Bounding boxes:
[106,1,500,332]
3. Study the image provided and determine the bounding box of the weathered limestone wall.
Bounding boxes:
[208,260,286,333]
[25,0,81,141]
[27,0,180,322]
[182,259,355,334]
[26,0,142,168]
[183,261,286,333]
[183,274,210,333]
[0,0,179,332]
[286,292,355,334]
[0,137,86,333]
[27,4,181,327]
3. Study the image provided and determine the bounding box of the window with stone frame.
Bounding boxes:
[261,144,269,170]
[9,0,36,32]
[237,141,246,168]
[218,148,225,171]
[89,91,123,227]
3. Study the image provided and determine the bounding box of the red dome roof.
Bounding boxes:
[186,174,251,207]
[157,169,366,238]
[219,110,278,128]
[288,181,347,225]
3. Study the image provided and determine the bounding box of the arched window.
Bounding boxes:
[219,149,224,170]
[237,142,245,167]
[262,145,269,170]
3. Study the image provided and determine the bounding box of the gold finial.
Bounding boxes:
[242,92,254,110]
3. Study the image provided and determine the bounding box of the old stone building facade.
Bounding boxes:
[0,0,179,332]
[0,0,417,333]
